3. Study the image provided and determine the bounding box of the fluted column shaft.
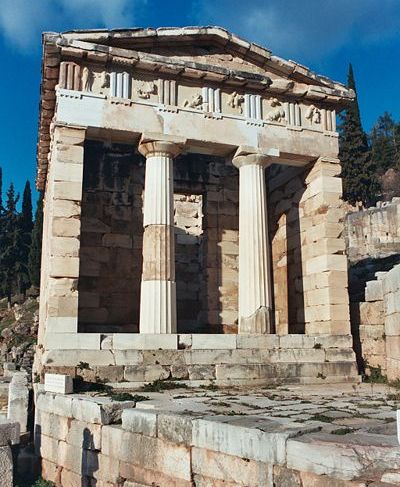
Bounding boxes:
[233,150,274,334]
[138,136,185,333]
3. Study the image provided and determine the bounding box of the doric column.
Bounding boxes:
[232,147,278,334]
[138,134,185,333]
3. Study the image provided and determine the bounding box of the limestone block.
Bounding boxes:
[71,396,135,425]
[306,321,351,336]
[53,181,82,201]
[38,434,60,464]
[46,317,78,334]
[124,365,170,382]
[44,373,74,394]
[53,162,83,182]
[314,335,353,349]
[122,409,157,437]
[302,271,347,292]
[93,366,124,383]
[48,296,78,318]
[359,324,385,340]
[385,291,400,316]
[188,365,216,380]
[158,413,193,446]
[35,410,69,441]
[304,222,343,242]
[113,334,178,350]
[215,364,275,380]
[305,287,349,307]
[385,313,400,336]
[52,199,81,218]
[382,265,400,294]
[302,176,342,201]
[36,391,74,418]
[50,236,80,256]
[102,233,132,249]
[236,334,279,349]
[102,425,191,481]
[171,365,189,379]
[266,349,325,363]
[142,350,186,366]
[305,255,347,275]
[54,143,84,164]
[286,432,400,480]
[113,350,143,366]
[192,447,270,487]
[44,332,101,350]
[49,256,80,278]
[325,349,355,362]
[279,335,315,349]
[365,280,384,302]
[304,304,350,323]
[359,301,384,326]
[65,419,102,450]
[192,417,313,465]
[52,217,81,238]
[7,372,29,433]
[184,350,234,365]
[2,363,16,378]
[0,445,13,487]
[191,334,236,349]
[42,350,115,367]
[301,238,345,260]
[0,422,20,446]
[41,459,60,485]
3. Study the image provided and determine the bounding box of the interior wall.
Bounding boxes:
[78,142,239,333]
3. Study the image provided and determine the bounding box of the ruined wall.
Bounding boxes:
[352,264,400,381]
[345,198,400,263]
[78,144,239,334]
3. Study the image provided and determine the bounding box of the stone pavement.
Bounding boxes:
[35,382,400,486]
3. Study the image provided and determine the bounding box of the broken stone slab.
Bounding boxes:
[44,373,74,394]
[191,414,319,464]
[7,372,29,434]
[0,445,13,487]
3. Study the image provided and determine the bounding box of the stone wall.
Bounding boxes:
[78,142,238,334]
[345,198,400,263]
[39,333,357,385]
[35,390,397,487]
[269,157,350,336]
[352,264,400,381]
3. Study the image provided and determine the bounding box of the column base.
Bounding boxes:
[239,306,272,334]
[140,280,177,333]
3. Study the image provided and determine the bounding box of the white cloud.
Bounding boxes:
[0,0,143,52]
[193,0,400,61]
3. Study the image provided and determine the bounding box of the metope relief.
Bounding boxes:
[136,80,156,99]
[183,93,203,109]
[266,98,286,124]
[305,105,321,125]
[227,91,245,114]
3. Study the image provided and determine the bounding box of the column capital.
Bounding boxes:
[139,133,186,158]
[232,145,280,169]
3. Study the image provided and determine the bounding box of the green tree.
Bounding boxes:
[370,112,400,174]
[339,64,380,206]
[17,181,34,294]
[0,183,20,302]
[28,192,43,288]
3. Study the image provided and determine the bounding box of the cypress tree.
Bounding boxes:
[0,183,20,302]
[339,64,380,206]
[28,193,43,288]
[17,181,34,294]
[370,112,400,174]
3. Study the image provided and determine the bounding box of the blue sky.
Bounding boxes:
[1,0,400,203]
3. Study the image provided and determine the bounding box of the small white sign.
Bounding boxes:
[44,373,73,394]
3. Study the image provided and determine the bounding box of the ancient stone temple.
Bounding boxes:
[34,27,359,384]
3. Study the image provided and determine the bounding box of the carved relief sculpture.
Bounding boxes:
[99,71,109,89]
[183,93,203,109]
[305,105,321,124]
[137,81,156,99]
[81,66,93,92]
[267,97,285,123]
[227,91,245,114]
